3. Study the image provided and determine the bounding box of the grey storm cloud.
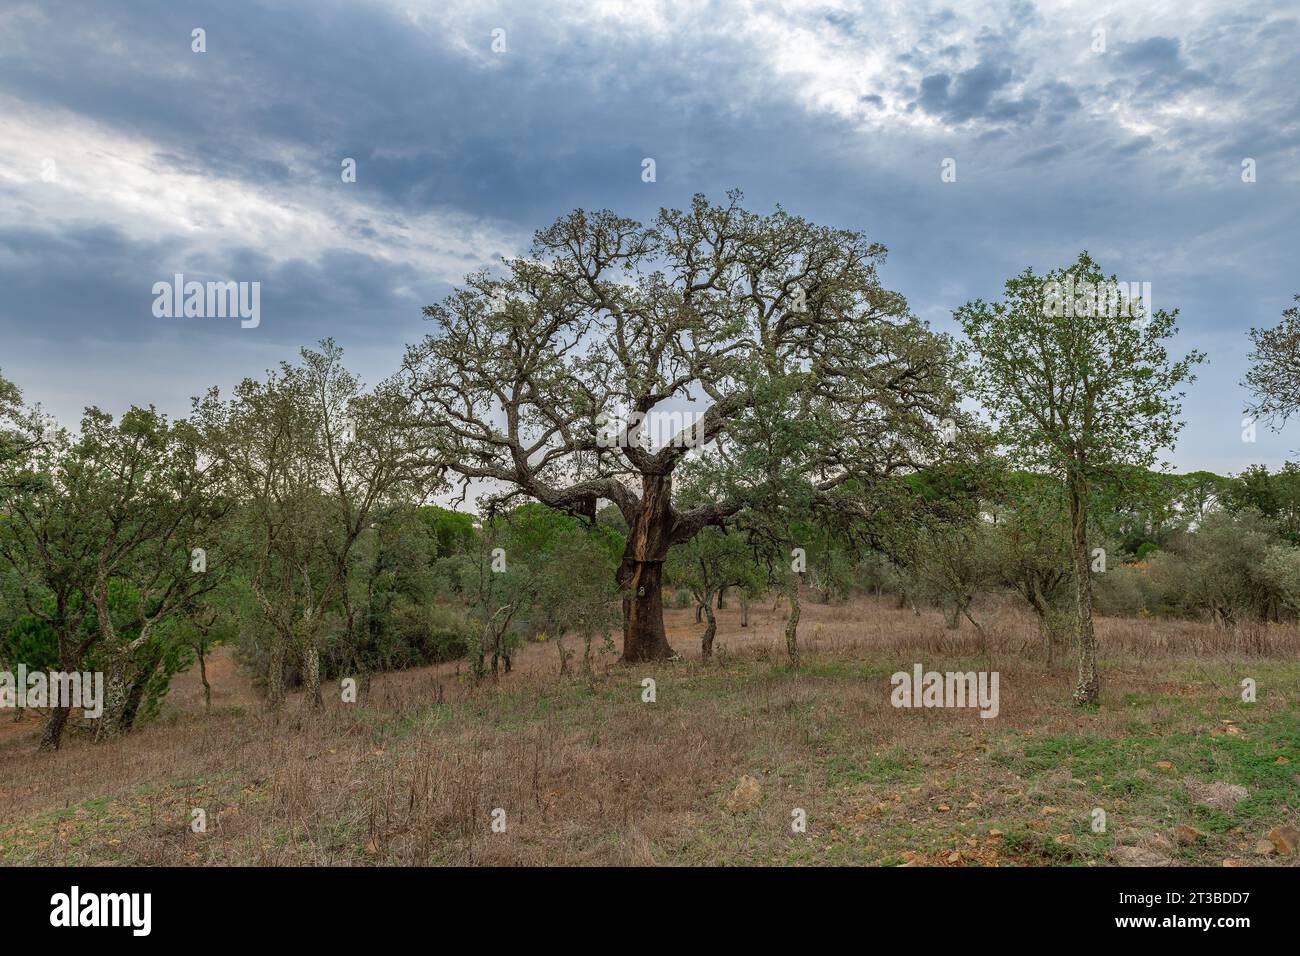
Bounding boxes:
[916,59,1035,124]
[0,0,1298,476]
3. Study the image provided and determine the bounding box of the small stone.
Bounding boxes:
[1175,824,1205,845]
[1267,826,1299,856]
[1187,781,1249,810]
[1253,839,1275,856]
[1054,834,1074,844]
[988,829,1004,839]
[1153,761,1174,770]
[937,804,950,812]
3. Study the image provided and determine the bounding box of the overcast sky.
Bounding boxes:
[1,0,1297,476]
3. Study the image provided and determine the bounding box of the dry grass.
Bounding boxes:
[1,595,1297,867]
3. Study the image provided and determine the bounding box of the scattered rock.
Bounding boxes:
[1116,828,1144,846]
[1267,826,1299,856]
[937,804,950,812]
[1147,831,1175,852]
[988,829,1004,839]
[1153,761,1175,770]
[946,850,962,864]
[1187,780,1249,810]
[1111,846,1172,866]
[1175,824,1205,845]
[1040,806,1060,815]
[1253,839,1276,856]
[723,775,762,813]
[1275,756,1290,765]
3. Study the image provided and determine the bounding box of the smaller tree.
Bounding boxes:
[1245,293,1300,425]
[665,525,760,659]
[957,253,1204,704]
[534,532,621,677]
[907,520,998,641]
[1148,510,1282,626]
[193,340,439,712]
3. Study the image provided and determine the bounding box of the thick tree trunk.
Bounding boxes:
[118,653,161,734]
[38,638,81,751]
[38,706,71,752]
[1069,474,1100,705]
[944,604,961,629]
[95,660,129,742]
[701,598,717,660]
[1033,606,1053,664]
[618,475,676,662]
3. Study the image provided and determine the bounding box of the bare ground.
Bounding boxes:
[1,596,1297,867]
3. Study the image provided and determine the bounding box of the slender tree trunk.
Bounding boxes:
[267,634,286,713]
[618,474,675,662]
[717,586,727,610]
[1069,473,1100,705]
[300,637,322,710]
[785,575,802,668]
[198,643,211,713]
[740,592,749,627]
[701,598,717,660]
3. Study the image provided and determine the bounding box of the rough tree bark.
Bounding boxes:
[785,575,802,668]
[1068,473,1100,705]
[38,706,71,752]
[198,642,212,713]
[38,636,85,751]
[300,640,322,709]
[700,596,717,660]
[266,636,286,714]
[618,475,676,662]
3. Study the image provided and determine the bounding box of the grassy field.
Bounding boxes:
[2,596,1297,866]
